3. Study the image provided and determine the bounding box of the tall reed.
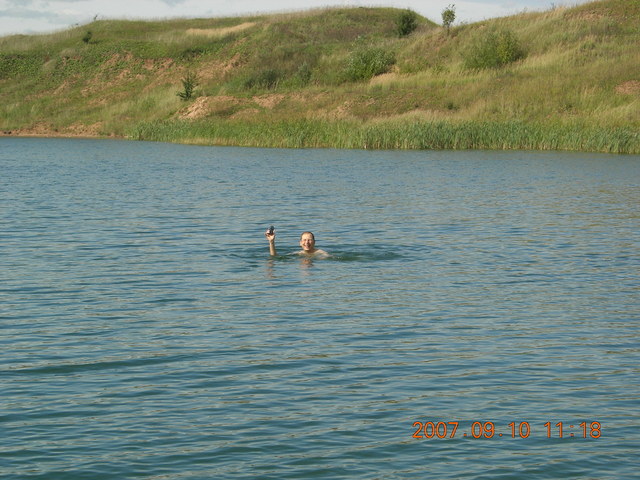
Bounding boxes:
[128,119,639,154]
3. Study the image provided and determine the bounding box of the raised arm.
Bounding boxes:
[265,227,277,256]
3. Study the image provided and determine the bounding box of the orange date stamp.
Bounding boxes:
[412,421,602,439]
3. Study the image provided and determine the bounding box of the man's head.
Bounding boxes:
[299,232,316,252]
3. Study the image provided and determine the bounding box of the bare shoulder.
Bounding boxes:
[297,249,330,258]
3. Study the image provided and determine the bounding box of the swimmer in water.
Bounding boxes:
[265,228,329,258]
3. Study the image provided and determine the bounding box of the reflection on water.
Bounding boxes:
[1,138,639,480]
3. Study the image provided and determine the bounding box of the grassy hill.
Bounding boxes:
[1,0,638,153]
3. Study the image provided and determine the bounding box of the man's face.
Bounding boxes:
[299,233,315,251]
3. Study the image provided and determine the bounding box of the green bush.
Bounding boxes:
[243,69,281,90]
[396,10,418,37]
[345,47,395,82]
[0,53,43,79]
[180,47,207,60]
[464,28,525,69]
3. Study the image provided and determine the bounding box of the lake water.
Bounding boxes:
[1,137,639,479]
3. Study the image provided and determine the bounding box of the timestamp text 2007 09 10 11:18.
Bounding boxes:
[412,421,602,439]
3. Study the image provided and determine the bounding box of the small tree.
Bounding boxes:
[396,9,418,37]
[177,71,198,100]
[82,30,92,44]
[442,4,456,35]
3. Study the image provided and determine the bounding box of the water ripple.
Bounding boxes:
[1,139,638,479]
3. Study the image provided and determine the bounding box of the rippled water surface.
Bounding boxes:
[1,138,639,479]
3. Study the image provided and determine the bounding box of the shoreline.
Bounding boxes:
[1,124,118,140]
[3,117,639,155]
[2,3,638,155]
[2,126,638,155]
[1,131,108,139]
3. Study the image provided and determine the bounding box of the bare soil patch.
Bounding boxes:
[252,94,285,109]
[178,95,246,119]
[615,80,640,95]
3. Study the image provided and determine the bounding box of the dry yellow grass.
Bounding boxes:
[185,22,256,38]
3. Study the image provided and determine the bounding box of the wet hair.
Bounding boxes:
[300,231,315,241]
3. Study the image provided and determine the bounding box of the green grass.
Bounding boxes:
[127,118,638,153]
[1,0,639,153]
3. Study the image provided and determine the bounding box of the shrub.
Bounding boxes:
[82,31,93,44]
[180,47,207,60]
[177,71,198,100]
[345,47,395,82]
[463,28,525,69]
[396,10,418,37]
[0,53,43,79]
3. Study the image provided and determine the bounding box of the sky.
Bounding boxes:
[0,0,596,37]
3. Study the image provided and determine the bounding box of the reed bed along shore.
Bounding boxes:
[129,119,639,154]
[1,0,638,153]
